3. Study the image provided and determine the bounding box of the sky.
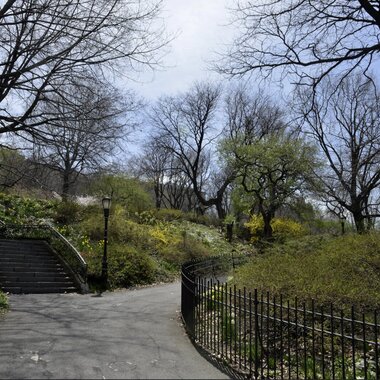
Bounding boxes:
[127,0,235,101]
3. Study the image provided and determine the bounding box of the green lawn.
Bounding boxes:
[231,232,380,312]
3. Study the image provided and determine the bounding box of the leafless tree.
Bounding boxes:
[298,75,380,233]
[31,75,138,200]
[134,139,168,210]
[149,82,235,219]
[161,157,195,211]
[0,0,167,141]
[217,1,380,87]
[132,137,197,211]
[0,148,29,189]
[224,87,285,145]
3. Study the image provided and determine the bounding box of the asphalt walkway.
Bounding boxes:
[0,282,229,379]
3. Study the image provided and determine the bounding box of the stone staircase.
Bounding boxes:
[0,239,79,294]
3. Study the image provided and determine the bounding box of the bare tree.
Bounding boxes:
[149,82,235,219]
[0,0,167,141]
[161,156,195,211]
[136,139,168,210]
[298,75,380,233]
[131,138,197,212]
[31,75,137,200]
[218,1,380,86]
[0,148,29,189]
[224,87,285,144]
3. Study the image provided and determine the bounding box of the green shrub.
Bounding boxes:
[0,290,8,313]
[245,214,308,242]
[156,236,210,267]
[154,208,184,222]
[0,192,57,223]
[54,201,83,224]
[108,244,157,288]
[80,204,138,242]
[89,175,153,213]
[148,222,211,266]
[232,233,380,312]
[183,212,221,227]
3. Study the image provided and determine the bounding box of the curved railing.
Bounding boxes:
[0,221,88,292]
[181,256,380,379]
[181,254,249,339]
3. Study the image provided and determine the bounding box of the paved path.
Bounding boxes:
[0,283,229,379]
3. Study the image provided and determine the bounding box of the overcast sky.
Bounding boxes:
[127,0,235,100]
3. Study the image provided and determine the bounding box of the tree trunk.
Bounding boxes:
[154,183,161,210]
[341,219,345,235]
[226,222,234,242]
[352,211,365,234]
[62,170,71,202]
[262,212,273,239]
[215,199,226,220]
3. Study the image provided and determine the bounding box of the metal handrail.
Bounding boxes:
[46,223,87,267]
[0,221,88,291]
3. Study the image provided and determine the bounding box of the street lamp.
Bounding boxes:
[101,197,111,285]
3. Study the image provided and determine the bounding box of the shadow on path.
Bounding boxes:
[0,283,229,379]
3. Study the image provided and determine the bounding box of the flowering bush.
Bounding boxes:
[245,214,308,242]
[0,193,57,224]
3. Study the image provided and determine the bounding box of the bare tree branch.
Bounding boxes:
[217,0,380,86]
[0,0,168,139]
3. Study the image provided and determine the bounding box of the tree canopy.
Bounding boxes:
[0,0,167,141]
[218,1,380,86]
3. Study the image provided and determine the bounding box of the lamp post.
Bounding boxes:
[101,197,111,285]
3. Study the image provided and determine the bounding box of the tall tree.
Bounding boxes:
[223,133,316,239]
[150,82,235,219]
[0,148,29,189]
[134,139,169,210]
[0,0,167,141]
[31,76,137,200]
[224,87,285,144]
[218,1,380,86]
[298,75,380,233]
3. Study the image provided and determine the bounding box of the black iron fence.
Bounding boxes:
[0,222,88,291]
[181,257,380,379]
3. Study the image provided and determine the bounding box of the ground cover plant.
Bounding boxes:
[0,191,240,290]
[231,233,380,313]
[1,190,380,313]
[76,207,239,289]
[0,193,58,224]
[0,290,8,314]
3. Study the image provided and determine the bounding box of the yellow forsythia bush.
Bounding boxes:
[245,214,308,241]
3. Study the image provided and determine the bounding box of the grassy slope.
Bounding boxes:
[2,192,379,310]
[74,207,252,289]
[232,233,380,312]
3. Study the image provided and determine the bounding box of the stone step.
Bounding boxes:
[0,267,66,273]
[0,255,60,262]
[2,286,77,294]
[0,254,56,261]
[0,248,52,253]
[0,241,48,248]
[0,261,61,268]
[0,247,52,254]
[0,273,71,281]
[0,280,74,287]
[0,238,80,294]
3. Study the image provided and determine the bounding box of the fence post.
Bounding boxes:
[190,272,196,337]
[181,264,197,338]
[254,288,259,379]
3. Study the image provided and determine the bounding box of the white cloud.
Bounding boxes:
[126,0,235,100]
